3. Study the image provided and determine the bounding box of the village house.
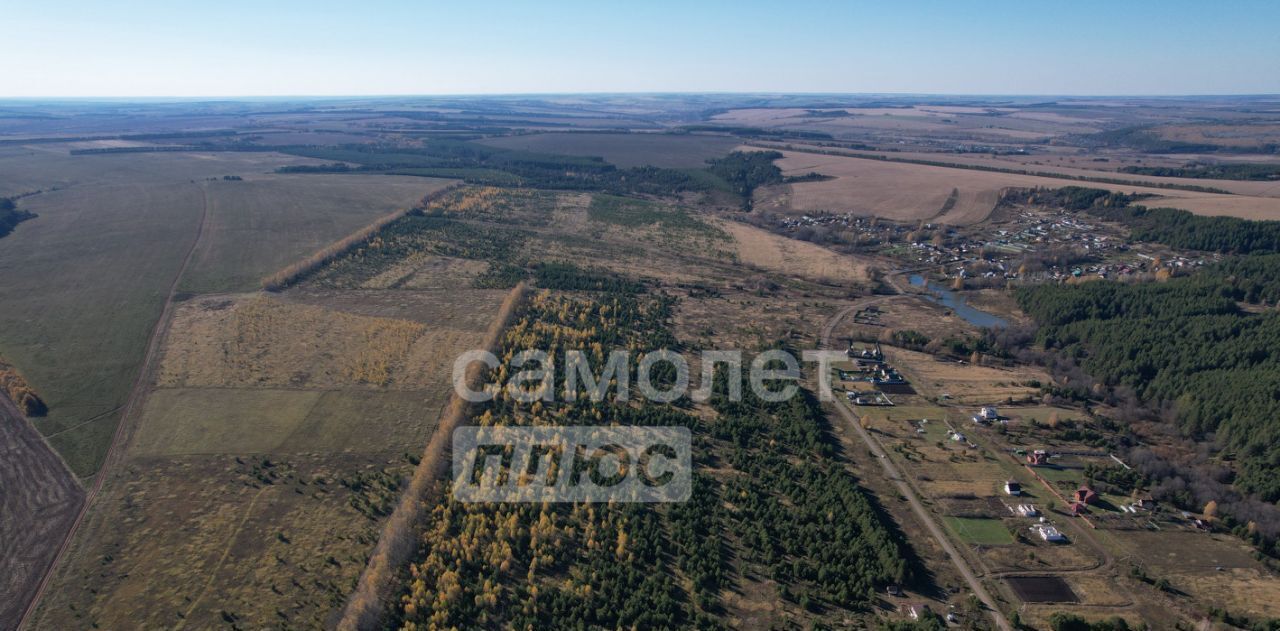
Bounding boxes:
[1033,524,1067,542]
[1026,449,1048,465]
[1073,486,1098,505]
[848,342,884,364]
[973,406,999,423]
[1005,479,1022,496]
[1133,492,1155,510]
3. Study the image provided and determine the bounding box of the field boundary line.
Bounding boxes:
[260,182,462,291]
[40,405,123,440]
[18,183,210,630]
[337,282,527,631]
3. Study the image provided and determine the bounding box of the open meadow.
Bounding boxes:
[33,273,510,630]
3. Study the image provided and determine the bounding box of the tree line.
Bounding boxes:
[706,150,784,209]
[0,197,36,238]
[1120,163,1280,181]
[1015,255,1280,558]
[0,360,46,417]
[1007,185,1280,254]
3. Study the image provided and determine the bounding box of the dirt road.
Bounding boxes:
[822,297,1013,631]
[17,184,210,630]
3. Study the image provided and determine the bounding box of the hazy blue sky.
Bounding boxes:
[3,0,1278,96]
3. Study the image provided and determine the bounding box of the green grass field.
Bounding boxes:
[179,174,454,293]
[1035,466,1085,484]
[588,194,719,235]
[0,181,205,476]
[131,387,449,457]
[945,516,1015,545]
[0,149,448,476]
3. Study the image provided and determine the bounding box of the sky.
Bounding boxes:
[2,0,1278,97]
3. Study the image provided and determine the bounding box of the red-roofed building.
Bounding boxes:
[1074,486,1098,505]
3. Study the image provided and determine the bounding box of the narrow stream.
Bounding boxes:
[907,274,1009,329]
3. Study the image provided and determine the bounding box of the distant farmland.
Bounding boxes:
[475,132,738,168]
[0,150,453,477]
[758,147,1280,223]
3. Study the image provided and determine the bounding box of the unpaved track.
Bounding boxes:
[821,293,1013,631]
[18,184,210,630]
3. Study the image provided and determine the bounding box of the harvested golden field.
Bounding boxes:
[755,148,1280,223]
[1137,192,1280,220]
[158,294,477,390]
[884,347,1047,404]
[770,143,1280,198]
[1155,123,1280,150]
[716,219,868,282]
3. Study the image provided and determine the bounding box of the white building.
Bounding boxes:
[1004,479,1022,496]
[1015,504,1039,517]
[1033,525,1067,542]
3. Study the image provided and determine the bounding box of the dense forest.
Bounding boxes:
[278,140,724,197]
[1120,163,1280,181]
[1080,125,1260,154]
[392,286,911,629]
[0,360,47,417]
[275,143,792,209]
[533,261,646,293]
[705,150,784,209]
[1015,256,1280,553]
[1007,186,1280,254]
[0,197,36,238]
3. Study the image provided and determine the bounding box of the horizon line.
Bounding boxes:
[2,91,1280,102]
